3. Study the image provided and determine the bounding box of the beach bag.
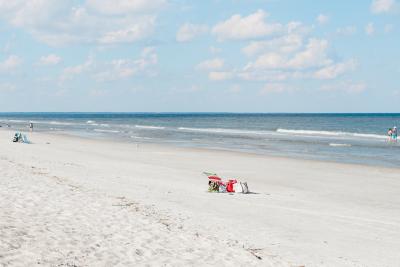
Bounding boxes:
[233,182,243,193]
[218,183,227,193]
[233,182,249,194]
[226,180,237,193]
[241,182,249,194]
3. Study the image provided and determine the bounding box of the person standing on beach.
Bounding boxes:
[29,122,33,132]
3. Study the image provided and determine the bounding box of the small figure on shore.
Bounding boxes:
[388,127,398,142]
[392,126,397,142]
[29,122,34,132]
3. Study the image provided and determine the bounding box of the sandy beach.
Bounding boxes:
[1,129,400,267]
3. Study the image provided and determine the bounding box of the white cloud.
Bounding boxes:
[0,0,162,46]
[288,39,332,69]
[212,10,283,40]
[98,17,156,44]
[61,57,94,81]
[235,35,357,84]
[0,1,65,28]
[209,46,222,54]
[321,81,367,94]
[202,6,356,88]
[86,0,165,15]
[246,38,331,70]
[336,26,357,36]
[371,0,396,13]
[365,23,375,36]
[61,47,158,82]
[260,83,295,94]
[314,59,357,79]
[286,21,312,35]
[94,47,158,82]
[242,34,303,56]
[316,14,329,24]
[250,52,286,69]
[176,23,208,42]
[196,58,224,70]
[238,70,290,82]
[208,71,233,81]
[233,27,362,85]
[38,54,62,66]
[0,55,22,72]
[89,88,107,97]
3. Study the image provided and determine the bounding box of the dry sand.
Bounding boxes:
[1,129,400,267]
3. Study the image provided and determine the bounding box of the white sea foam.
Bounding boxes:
[277,129,344,136]
[86,120,103,126]
[135,125,165,130]
[178,127,270,135]
[31,120,79,126]
[86,121,113,127]
[353,133,387,139]
[277,129,386,140]
[94,129,120,133]
[130,135,153,140]
[329,143,352,147]
[52,121,75,126]
[3,119,78,126]
[4,119,27,123]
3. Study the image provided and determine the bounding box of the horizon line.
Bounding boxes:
[0,112,400,115]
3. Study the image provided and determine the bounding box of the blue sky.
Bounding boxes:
[0,0,398,112]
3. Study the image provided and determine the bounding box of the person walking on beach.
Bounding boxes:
[29,122,33,132]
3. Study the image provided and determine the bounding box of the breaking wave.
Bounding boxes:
[135,125,165,130]
[178,127,271,135]
[329,143,352,147]
[93,129,120,133]
[276,129,386,140]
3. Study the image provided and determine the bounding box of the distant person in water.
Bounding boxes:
[392,126,398,141]
[29,122,33,132]
[388,128,393,141]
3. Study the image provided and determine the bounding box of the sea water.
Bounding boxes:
[1,113,399,168]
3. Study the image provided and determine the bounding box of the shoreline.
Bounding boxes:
[1,111,399,170]
[3,128,399,171]
[1,129,400,266]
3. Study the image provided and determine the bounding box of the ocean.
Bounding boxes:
[1,113,399,168]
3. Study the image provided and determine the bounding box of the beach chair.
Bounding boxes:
[12,132,30,144]
[204,172,222,192]
[13,132,21,142]
[21,134,30,144]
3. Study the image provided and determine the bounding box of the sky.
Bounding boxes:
[0,0,399,112]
